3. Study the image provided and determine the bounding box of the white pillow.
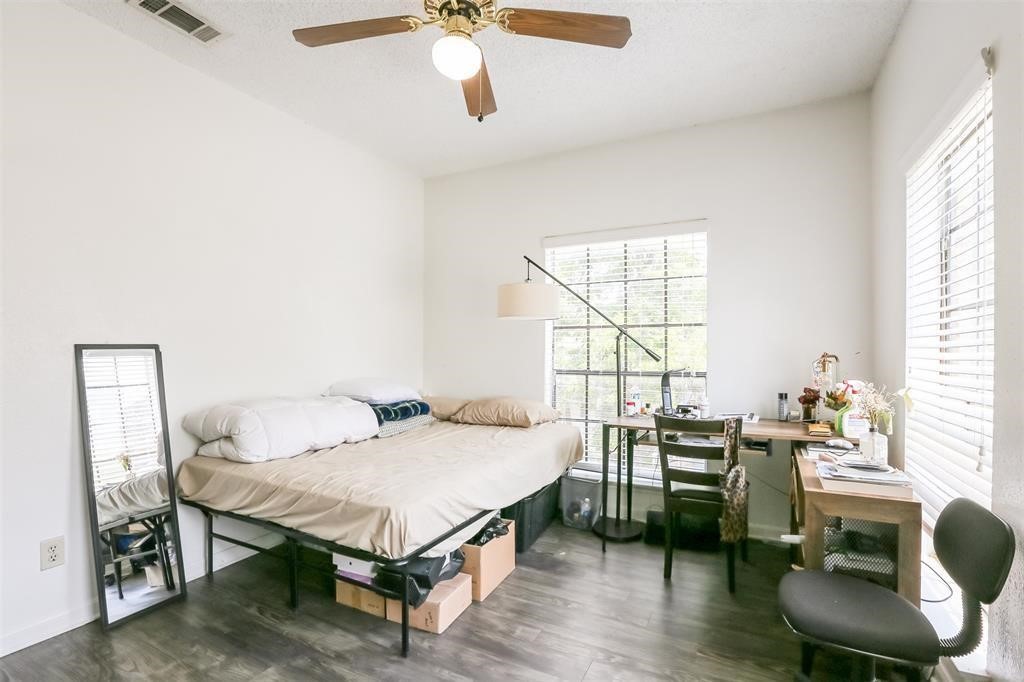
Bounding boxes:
[182,397,379,463]
[322,377,421,404]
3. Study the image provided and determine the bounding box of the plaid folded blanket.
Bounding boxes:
[371,400,431,425]
[378,414,435,438]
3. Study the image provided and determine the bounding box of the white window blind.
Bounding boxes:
[905,77,994,527]
[81,349,164,493]
[545,233,708,474]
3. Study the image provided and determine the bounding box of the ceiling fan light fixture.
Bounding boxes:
[432,33,482,81]
[293,3,634,122]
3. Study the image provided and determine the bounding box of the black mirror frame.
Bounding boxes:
[75,343,187,628]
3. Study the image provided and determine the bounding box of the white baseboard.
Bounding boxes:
[0,599,99,658]
[183,530,282,583]
[747,523,790,543]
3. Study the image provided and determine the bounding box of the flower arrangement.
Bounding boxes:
[858,383,896,434]
[797,387,820,421]
[117,452,136,480]
[824,386,850,411]
[797,387,820,407]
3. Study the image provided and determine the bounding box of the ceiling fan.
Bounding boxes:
[292,1,632,122]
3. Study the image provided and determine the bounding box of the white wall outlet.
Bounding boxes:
[40,536,65,570]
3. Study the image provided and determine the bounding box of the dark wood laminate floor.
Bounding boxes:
[0,524,857,681]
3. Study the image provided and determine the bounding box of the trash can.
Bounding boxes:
[560,472,602,530]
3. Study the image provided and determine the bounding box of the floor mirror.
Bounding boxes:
[75,344,186,626]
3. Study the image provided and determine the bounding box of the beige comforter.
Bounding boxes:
[177,420,582,559]
[96,469,169,527]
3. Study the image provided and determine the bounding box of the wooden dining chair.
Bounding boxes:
[654,415,748,593]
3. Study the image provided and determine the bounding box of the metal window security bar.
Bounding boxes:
[546,233,709,473]
[905,70,994,528]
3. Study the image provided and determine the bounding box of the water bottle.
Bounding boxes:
[580,498,592,526]
[777,393,789,421]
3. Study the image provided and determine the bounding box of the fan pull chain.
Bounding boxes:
[477,68,484,122]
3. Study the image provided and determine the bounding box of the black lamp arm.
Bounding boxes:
[523,255,662,363]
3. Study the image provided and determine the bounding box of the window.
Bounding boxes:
[905,77,994,527]
[545,232,708,475]
[80,348,165,492]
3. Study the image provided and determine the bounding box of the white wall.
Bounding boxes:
[0,1,424,656]
[870,2,1023,679]
[424,94,873,539]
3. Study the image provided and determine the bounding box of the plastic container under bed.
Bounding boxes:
[501,479,560,552]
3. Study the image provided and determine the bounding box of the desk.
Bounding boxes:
[791,445,921,606]
[597,416,822,549]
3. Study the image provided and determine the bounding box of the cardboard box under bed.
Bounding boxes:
[335,520,516,632]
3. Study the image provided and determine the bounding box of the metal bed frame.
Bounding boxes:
[180,498,493,657]
[98,505,176,599]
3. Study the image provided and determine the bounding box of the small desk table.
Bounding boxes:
[791,445,922,606]
[597,416,829,550]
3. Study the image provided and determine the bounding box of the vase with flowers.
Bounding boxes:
[797,387,820,422]
[857,383,897,466]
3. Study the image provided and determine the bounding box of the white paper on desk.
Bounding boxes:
[816,462,912,486]
[807,445,862,458]
[834,455,892,472]
[714,413,760,423]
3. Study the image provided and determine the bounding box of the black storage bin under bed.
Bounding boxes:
[501,479,560,553]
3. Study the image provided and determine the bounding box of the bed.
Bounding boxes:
[96,469,169,528]
[176,419,582,654]
[95,470,176,599]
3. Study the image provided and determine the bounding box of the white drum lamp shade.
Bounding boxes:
[497,281,560,320]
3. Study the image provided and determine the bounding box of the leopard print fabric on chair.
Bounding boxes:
[718,417,750,544]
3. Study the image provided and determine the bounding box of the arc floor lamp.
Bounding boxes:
[498,254,661,541]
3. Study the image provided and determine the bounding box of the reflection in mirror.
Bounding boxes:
[75,344,186,626]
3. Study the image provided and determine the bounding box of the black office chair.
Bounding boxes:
[778,498,1015,681]
[654,415,748,593]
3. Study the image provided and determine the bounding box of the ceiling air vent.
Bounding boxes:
[130,0,224,44]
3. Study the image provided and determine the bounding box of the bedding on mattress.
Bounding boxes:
[182,397,379,463]
[177,420,582,559]
[96,469,169,527]
[371,400,430,425]
[377,414,434,438]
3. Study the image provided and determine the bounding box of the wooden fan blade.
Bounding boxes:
[293,16,415,47]
[500,9,631,48]
[462,58,497,121]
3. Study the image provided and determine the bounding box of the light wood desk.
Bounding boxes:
[597,416,830,550]
[791,445,922,606]
[605,415,845,443]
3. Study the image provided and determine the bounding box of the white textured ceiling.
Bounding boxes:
[63,0,907,177]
